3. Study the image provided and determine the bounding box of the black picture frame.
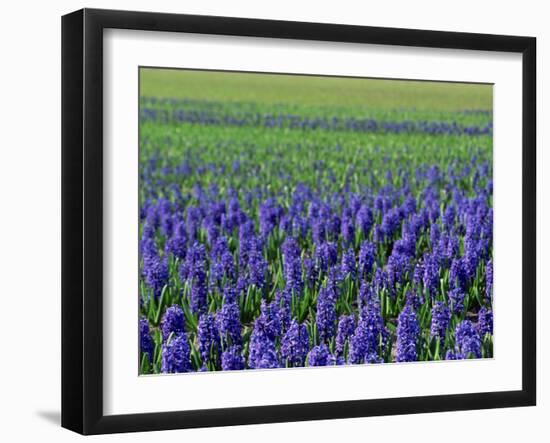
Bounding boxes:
[61,8,536,435]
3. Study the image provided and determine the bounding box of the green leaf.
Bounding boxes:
[434,337,441,361]
[385,322,397,334]
[140,353,151,374]
[182,301,198,333]
[190,345,202,370]
[154,287,168,325]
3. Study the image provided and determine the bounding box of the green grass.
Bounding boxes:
[140,68,493,111]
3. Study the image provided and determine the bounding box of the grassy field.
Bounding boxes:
[140,68,493,111]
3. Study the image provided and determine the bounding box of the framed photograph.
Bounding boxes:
[61,8,536,435]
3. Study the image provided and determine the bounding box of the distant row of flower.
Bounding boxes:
[140,107,492,136]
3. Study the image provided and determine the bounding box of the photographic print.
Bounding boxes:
[138,68,494,375]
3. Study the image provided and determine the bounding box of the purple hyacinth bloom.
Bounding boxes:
[335,314,356,356]
[477,306,493,336]
[216,302,242,346]
[143,252,169,299]
[324,241,338,266]
[210,236,236,286]
[374,195,386,214]
[422,253,440,298]
[140,229,157,254]
[279,214,293,235]
[463,248,480,281]
[311,218,326,244]
[220,212,234,235]
[259,198,282,238]
[442,234,460,263]
[165,234,187,260]
[327,266,344,290]
[358,281,376,309]
[238,220,256,265]
[186,206,202,241]
[210,251,235,287]
[396,304,421,362]
[381,208,401,240]
[222,285,238,304]
[191,262,208,313]
[349,195,362,217]
[203,217,220,245]
[247,244,268,289]
[393,232,416,257]
[190,278,207,315]
[357,205,374,237]
[341,248,357,279]
[221,250,236,278]
[303,257,318,289]
[358,241,376,276]
[445,350,458,360]
[402,195,417,217]
[221,345,245,371]
[180,242,205,280]
[405,290,423,311]
[307,344,332,366]
[450,320,482,359]
[349,302,388,364]
[341,213,355,246]
[485,259,493,301]
[413,261,424,287]
[275,289,292,331]
[374,267,388,292]
[180,242,208,313]
[281,319,310,367]
[161,333,192,373]
[249,328,279,369]
[236,274,249,295]
[145,203,160,229]
[450,257,468,290]
[282,237,303,296]
[197,313,220,363]
[160,305,185,340]
[255,300,282,340]
[386,251,411,291]
[165,220,187,260]
[427,165,441,186]
[139,317,154,362]
[448,286,465,315]
[316,285,337,342]
[430,301,451,346]
[158,199,173,235]
[315,242,338,274]
[443,205,456,231]
[373,225,384,243]
[326,214,341,242]
[228,196,241,214]
[293,215,309,239]
[255,347,280,369]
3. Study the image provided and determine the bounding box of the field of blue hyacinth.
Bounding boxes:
[138,70,494,374]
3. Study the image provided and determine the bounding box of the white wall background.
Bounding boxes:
[0,0,546,441]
